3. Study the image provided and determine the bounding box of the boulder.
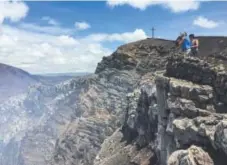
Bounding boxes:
[168,145,214,165]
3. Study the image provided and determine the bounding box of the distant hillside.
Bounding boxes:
[34,73,91,85]
[39,72,91,77]
[0,63,89,101]
[0,63,39,101]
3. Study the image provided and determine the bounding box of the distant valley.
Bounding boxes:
[0,63,89,101]
[0,62,92,165]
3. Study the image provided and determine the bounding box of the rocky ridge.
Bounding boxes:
[50,39,176,165]
[91,37,227,165]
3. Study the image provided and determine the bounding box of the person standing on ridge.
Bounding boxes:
[189,34,199,56]
[176,32,191,55]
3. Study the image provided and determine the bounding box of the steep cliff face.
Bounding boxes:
[50,39,176,165]
[49,71,139,165]
[93,37,227,165]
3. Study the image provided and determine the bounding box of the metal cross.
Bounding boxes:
[151,27,155,38]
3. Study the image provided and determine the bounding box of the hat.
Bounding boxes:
[180,32,187,37]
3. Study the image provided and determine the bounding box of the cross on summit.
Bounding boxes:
[151,27,155,38]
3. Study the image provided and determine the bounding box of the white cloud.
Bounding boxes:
[75,21,90,30]
[193,16,219,29]
[85,29,147,43]
[0,25,110,73]
[0,14,4,24]
[42,16,59,26]
[163,1,200,12]
[0,0,148,74]
[19,23,74,35]
[0,1,147,73]
[0,1,29,24]
[56,35,79,46]
[0,24,147,74]
[107,0,200,12]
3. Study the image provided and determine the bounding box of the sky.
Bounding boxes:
[0,0,227,74]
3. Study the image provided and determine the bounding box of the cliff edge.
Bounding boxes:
[50,37,227,165]
[93,37,227,165]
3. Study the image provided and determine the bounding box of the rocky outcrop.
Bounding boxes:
[50,39,175,165]
[168,145,213,165]
[95,39,176,74]
[94,130,156,165]
[95,37,227,165]
[153,56,227,165]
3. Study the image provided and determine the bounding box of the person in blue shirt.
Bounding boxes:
[176,32,191,55]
